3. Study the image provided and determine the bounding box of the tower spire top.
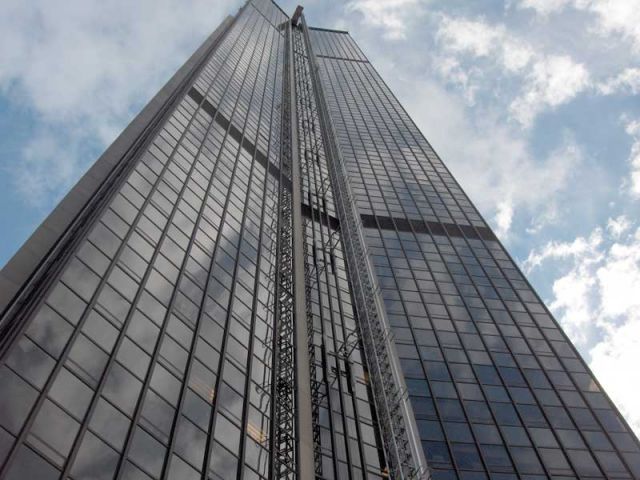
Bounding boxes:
[291,5,303,26]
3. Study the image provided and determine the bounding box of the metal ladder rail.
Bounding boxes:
[299,15,429,480]
[293,25,326,478]
[271,19,296,480]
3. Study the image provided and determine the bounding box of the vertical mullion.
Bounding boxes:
[311,122,356,478]
[307,104,340,480]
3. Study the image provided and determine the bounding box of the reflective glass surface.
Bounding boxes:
[2,3,639,480]
[310,26,640,480]
[0,2,287,478]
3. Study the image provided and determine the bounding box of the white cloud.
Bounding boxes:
[622,117,640,197]
[8,129,88,208]
[607,215,632,238]
[526,203,560,234]
[345,0,421,40]
[524,228,604,346]
[509,54,590,127]
[524,218,640,434]
[502,40,536,73]
[431,56,481,103]
[435,16,589,127]
[598,233,640,316]
[598,67,640,95]
[522,227,603,272]
[436,16,534,73]
[0,0,235,207]
[518,0,573,15]
[519,0,640,51]
[589,316,640,436]
[437,17,505,58]
[580,0,640,51]
[495,200,515,238]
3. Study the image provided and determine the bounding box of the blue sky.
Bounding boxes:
[1,0,639,434]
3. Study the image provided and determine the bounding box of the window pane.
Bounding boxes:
[5,336,55,390]
[150,364,181,406]
[140,390,175,444]
[451,443,483,471]
[566,449,602,476]
[66,334,109,387]
[510,446,543,474]
[480,444,513,471]
[48,368,93,420]
[61,258,101,302]
[4,445,60,480]
[421,441,452,468]
[208,442,238,480]
[82,311,119,353]
[28,399,80,466]
[117,338,151,380]
[167,454,200,480]
[46,283,87,325]
[0,427,15,466]
[103,363,143,416]
[26,305,73,359]
[175,417,207,469]
[0,366,39,435]
[129,427,166,479]
[70,431,119,480]
[90,398,131,451]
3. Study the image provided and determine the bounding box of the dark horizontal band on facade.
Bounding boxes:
[308,26,350,35]
[188,86,495,244]
[189,87,342,233]
[187,87,292,191]
[0,15,237,317]
[316,54,369,63]
[360,213,497,241]
[301,203,340,230]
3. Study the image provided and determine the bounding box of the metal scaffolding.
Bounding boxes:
[294,22,370,479]
[298,15,429,480]
[272,8,428,479]
[271,19,296,480]
[293,24,333,478]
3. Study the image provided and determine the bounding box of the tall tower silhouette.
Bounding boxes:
[1,1,638,479]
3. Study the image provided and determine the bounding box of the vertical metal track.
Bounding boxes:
[292,26,324,478]
[271,19,296,480]
[294,25,366,478]
[298,16,428,480]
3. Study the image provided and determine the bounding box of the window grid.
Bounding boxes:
[0,3,290,479]
[310,26,640,480]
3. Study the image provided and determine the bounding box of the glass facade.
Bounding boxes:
[310,25,640,480]
[0,1,638,480]
[0,2,288,478]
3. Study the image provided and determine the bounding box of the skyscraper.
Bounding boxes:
[0,0,638,478]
